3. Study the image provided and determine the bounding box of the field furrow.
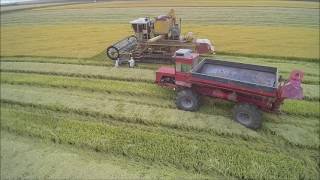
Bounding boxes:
[0,72,174,99]
[0,56,162,70]
[1,83,319,149]
[1,61,318,85]
[0,62,155,83]
[0,84,261,139]
[1,103,318,179]
[2,72,319,102]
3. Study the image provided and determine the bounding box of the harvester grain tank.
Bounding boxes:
[155,49,304,129]
[106,9,214,63]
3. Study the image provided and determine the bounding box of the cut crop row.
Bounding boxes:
[0,56,161,70]
[2,54,318,75]
[0,84,261,139]
[1,105,318,180]
[0,62,155,83]
[2,71,319,102]
[2,84,319,145]
[263,122,319,149]
[1,61,318,85]
[0,72,174,100]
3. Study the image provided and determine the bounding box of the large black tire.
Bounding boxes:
[106,46,119,60]
[233,103,262,130]
[176,89,199,111]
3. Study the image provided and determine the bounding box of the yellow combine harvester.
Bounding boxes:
[106,9,214,63]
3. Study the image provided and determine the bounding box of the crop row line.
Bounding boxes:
[4,101,317,153]
[1,60,318,85]
[1,87,318,149]
[0,59,160,70]
[3,76,319,103]
[0,99,257,141]
[2,58,319,78]
[0,69,154,83]
[2,77,319,123]
[0,80,173,101]
[1,102,317,180]
[2,80,318,135]
[217,51,319,63]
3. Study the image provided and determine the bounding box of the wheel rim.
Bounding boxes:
[106,46,119,60]
[181,97,194,109]
[236,112,251,125]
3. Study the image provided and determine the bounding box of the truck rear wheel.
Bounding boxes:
[176,89,199,111]
[233,103,262,130]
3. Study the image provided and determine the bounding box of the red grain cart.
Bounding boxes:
[155,49,303,129]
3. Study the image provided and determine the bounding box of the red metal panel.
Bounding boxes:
[190,76,277,98]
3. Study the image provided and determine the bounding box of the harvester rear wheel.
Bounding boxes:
[176,89,199,111]
[106,46,119,60]
[233,103,262,130]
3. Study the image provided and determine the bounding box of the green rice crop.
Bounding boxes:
[282,100,320,118]
[0,55,162,70]
[1,60,318,85]
[302,84,320,101]
[215,55,319,77]
[264,122,319,149]
[1,105,318,179]
[1,84,260,139]
[0,61,155,83]
[264,114,319,129]
[2,71,318,102]
[0,72,174,99]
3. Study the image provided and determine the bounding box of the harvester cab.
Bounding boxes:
[130,17,153,41]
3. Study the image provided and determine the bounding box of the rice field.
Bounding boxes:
[1,0,319,179]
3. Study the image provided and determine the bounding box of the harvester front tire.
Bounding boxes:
[176,89,199,111]
[106,46,119,60]
[233,103,262,130]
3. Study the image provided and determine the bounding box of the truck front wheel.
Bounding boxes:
[233,103,262,130]
[176,89,199,111]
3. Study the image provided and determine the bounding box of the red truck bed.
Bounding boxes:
[191,59,279,97]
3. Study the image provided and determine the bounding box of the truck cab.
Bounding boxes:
[155,49,199,88]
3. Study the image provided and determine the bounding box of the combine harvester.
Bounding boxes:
[156,49,304,129]
[106,9,214,63]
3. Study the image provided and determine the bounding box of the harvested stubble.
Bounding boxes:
[1,104,318,180]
